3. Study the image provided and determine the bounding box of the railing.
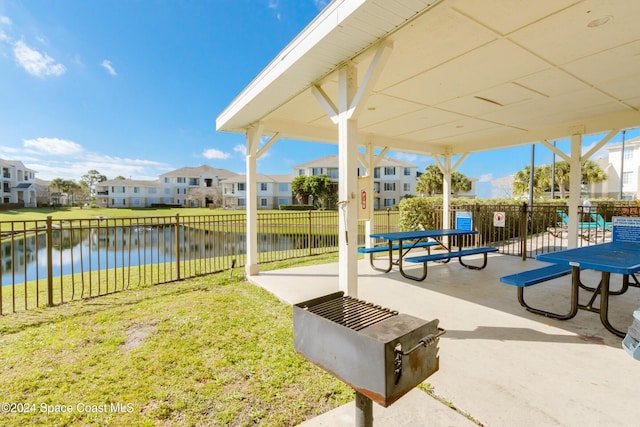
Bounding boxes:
[0,204,636,314]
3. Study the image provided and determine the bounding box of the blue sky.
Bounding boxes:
[0,1,638,198]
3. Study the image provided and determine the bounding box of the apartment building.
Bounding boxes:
[95,179,163,208]
[222,174,293,210]
[590,136,640,199]
[95,165,239,208]
[0,159,37,207]
[293,155,419,209]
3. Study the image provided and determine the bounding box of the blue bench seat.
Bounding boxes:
[404,247,498,264]
[399,246,498,281]
[500,264,576,320]
[500,264,573,287]
[358,240,440,273]
[357,240,439,254]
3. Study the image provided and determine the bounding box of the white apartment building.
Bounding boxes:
[95,165,238,208]
[95,179,163,208]
[294,155,419,209]
[0,159,37,207]
[222,174,293,210]
[591,136,640,200]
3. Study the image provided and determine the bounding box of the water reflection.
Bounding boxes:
[1,226,338,286]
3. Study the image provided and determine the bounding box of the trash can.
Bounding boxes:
[622,308,640,360]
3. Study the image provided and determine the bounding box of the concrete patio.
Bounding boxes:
[249,253,640,427]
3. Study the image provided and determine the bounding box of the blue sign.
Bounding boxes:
[455,212,473,231]
[612,217,640,243]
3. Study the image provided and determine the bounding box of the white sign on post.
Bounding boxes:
[493,212,506,227]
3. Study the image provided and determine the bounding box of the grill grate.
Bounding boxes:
[304,296,398,331]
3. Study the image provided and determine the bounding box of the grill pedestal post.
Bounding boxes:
[355,391,373,427]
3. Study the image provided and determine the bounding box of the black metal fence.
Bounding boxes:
[0,203,637,314]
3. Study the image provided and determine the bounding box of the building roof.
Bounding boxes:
[160,165,238,179]
[217,0,640,157]
[294,154,416,169]
[98,179,161,187]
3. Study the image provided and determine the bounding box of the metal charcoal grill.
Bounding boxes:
[293,291,443,426]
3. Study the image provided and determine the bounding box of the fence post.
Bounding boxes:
[308,210,313,256]
[46,216,54,306]
[386,208,391,232]
[175,213,181,281]
[520,203,528,260]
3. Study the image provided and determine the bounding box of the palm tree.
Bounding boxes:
[417,165,443,196]
[417,165,471,196]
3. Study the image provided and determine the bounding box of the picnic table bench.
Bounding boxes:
[369,229,497,281]
[358,240,440,272]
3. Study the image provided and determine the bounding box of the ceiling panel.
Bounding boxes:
[384,39,550,106]
[511,0,640,65]
[453,0,579,35]
[360,107,463,137]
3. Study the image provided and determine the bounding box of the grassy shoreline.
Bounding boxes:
[0,253,354,426]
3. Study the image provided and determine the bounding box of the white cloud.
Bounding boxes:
[13,40,66,77]
[23,137,82,155]
[101,59,117,76]
[202,148,231,160]
[0,16,12,42]
[233,144,246,156]
[477,173,493,183]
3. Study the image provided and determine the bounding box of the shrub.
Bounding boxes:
[279,204,315,211]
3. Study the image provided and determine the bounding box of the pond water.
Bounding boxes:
[1,226,338,286]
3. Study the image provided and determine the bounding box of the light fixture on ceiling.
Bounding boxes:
[587,15,612,28]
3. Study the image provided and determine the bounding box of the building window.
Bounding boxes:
[148,188,157,194]
[298,169,305,176]
[384,182,396,191]
[278,183,289,192]
[164,177,169,183]
[404,168,411,176]
[328,168,339,179]
[312,167,322,175]
[278,198,289,206]
[384,198,395,207]
[374,168,380,178]
[238,198,246,206]
[260,198,268,207]
[260,183,268,191]
[623,171,633,185]
[133,187,139,193]
[624,149,633,160]
[384,167,395,176]
[177,177,185,183]
[237,183,245,191]
[373,182,380,192]
[404,183,411,191]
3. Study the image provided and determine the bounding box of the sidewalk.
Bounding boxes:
[249,254,640,426]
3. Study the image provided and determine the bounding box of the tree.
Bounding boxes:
[81,170,107,197]
[292,175,336,208]
[292,175,311,204]
[113,175,127,180]
[512,160,607,198]
[416,165,472,196]
[306,175,335,209]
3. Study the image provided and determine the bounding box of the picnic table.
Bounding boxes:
[535,241,640,337]
[368,229,497,281]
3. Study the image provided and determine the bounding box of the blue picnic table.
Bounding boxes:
[368,229,497,281]
[536,241,640,337]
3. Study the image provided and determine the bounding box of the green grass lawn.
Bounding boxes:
[0,253,354,426]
